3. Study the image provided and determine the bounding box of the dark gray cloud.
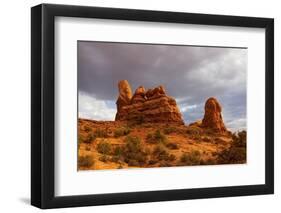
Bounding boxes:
[78,41,247,131]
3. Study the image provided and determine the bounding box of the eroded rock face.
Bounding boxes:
[115,80,184,124]
[115,80,133,120]
[131,86,146,104]
[201,97,226,132]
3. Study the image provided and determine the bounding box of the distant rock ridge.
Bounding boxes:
[115,80,184,124]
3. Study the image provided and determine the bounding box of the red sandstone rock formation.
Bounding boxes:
[115,80,184,124]
[201,97,226,132]
[115,80,132,120]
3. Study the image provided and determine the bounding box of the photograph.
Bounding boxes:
[30,3,274,209]
[77,41,247,171]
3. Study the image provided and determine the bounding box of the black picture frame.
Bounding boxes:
[31,3,274,209]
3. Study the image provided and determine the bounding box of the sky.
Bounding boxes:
[78,41,247,132]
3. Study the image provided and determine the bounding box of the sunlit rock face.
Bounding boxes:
[201,97,227,133]
[115,80,184,124]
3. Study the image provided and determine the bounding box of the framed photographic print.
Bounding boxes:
[31,3,274,209]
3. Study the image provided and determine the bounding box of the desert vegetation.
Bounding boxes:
[78,118,246,170]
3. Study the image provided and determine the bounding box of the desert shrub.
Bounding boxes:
[96,140,111,154]
[78,132,95,144]
[85,132,96,143]
[99,155,110,162]
[153,144,167,155]
[154,129,167,143]
[217,147,246,164]
[216,130,247,164]
[114,126,131,138]
[180,150,201,165]
[146,130,167,144]
[232,130,247,147]
[78,135,85,144]
[78,155,94,168]
[124,136,141,153]
[94,128,108,138]
[113,146,124,156]
[123,136,147,166]
[84,125,91,132]
[166,142,179,150]
[163,126,178,134]
[152,145,174,161]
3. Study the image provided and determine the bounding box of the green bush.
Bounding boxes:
[124,136,141,153]
[146,130,167,144]
[152,145,174,161]
[96,140,111,154]
[154,129,167,143]
[78,155,94,168]
[84,125,91,132]
[94,128,108,138]
[217,147,246,164]
[216,130,247,164]
[180,150,201,165]
[114,126,131,138]
[113,146,123,156]
[123,136,147,166]
[153,144,167,155]
[232,130,247,147]
[78,135,85,144]
[85,132,96,143]
[78,133,95,144]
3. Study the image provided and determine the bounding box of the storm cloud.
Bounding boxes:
[78,41,247,131]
